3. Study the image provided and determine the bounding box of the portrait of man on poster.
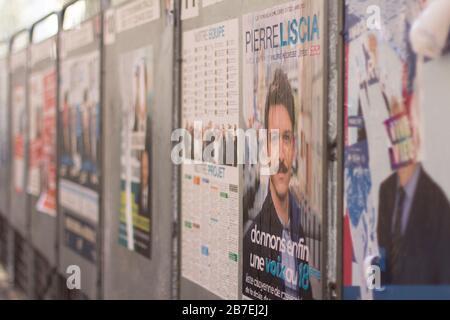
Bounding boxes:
[243,69,312,300]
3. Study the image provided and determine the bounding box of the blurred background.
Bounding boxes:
[0,0,128,41]
[0,0,68,40]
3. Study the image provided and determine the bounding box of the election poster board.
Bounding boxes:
[59,12,101,265]
[181,18,240,300]
[10,43,30,237]
[58,1,102,299]
[242,0,326,300]
[59,49,100,263]
[28,66,57,216]
[28,21,60,293]
[0,48,9,218]
[118,45,153,258]
[12,75,27,194]
[0,45,8,268]
[102,0,174,299]
[344,0,450,299]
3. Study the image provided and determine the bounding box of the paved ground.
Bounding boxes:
[0,265,25,300]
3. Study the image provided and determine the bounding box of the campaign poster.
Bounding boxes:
[28,68,57,216]
[59,51,100,262]
[28,72,44,197]
[242,1,325,300]
[0,57,8,170]
[12,85,27,193]
[181,19,240,299]
[118,46,153,258]
[344,0,450,299]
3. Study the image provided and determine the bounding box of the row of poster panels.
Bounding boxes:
[343,0,450,299]
[0,0,173,298]
[0,0,164,298]
[1,0,326,299]
[4,9,102,289]
[180,0,450,301]
[60,0,168,266]
[2,0,450,301]
[180,0,326,300]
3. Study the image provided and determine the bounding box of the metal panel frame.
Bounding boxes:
[0,40,11,272]
[102,0,175,300]
[179,0,242,300]
[9,28,32,297]
[0,40,10,220]
[0,0,348,300]
[336,0,345,300]
[28,11,61,299]
[58,0,103,299]
[173,0,182,301]
[179,0,331,300]
[9,28,30,238]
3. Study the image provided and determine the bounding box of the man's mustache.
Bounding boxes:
[277,159,288,174]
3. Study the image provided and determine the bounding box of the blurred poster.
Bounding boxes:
[0,57,7,168]
[242,0,325,300]
[28,72,44,197]
[344,0,450,299]
[118,46,153,258]
[28,68,57,216]
[12,85,27,193]
[181,19,240,299]
[115,0,160,33]
[59,51,100,262]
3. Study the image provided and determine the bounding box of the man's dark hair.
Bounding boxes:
[264,69,295,131]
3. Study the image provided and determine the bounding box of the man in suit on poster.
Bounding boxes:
[243,69,312,300]
[377,96,450,285]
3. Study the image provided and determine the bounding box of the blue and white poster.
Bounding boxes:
[344,0,450,299]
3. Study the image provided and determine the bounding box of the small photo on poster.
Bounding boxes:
[118,46,153,258]
[60,53,100,191]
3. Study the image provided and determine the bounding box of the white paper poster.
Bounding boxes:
[12,85,26,193]
[61,20,95,58]
[116,0,161,33]
[59,50,100,262]
[0,58,8,169]
[118,46,154,258]
[242,1,325,300]
[181,18,239,299]
[28,67,57,216]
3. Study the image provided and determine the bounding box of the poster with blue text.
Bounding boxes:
[344,0,450,299]
[242,0,325,300]
[59,51,100,262]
